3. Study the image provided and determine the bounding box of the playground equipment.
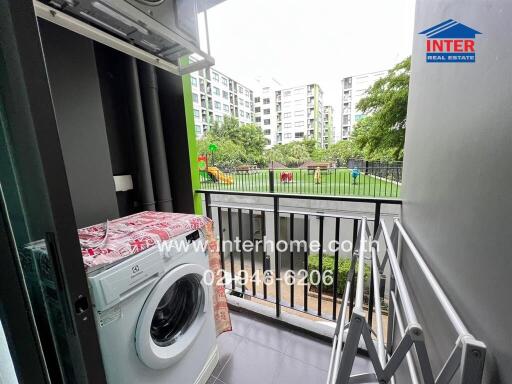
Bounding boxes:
[280,172,293,183]
[351,167,360,184]
[314,167,322,184]
[207,166,234,184]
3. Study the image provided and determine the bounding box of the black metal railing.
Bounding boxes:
[199,190,402,321]
[199,166,402,198]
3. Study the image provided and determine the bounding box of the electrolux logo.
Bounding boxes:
[419,19,481,63]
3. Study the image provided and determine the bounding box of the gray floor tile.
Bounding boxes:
[217,338,282,384]
[283,331,332,371]
[272,354,328,384]
[229,311,254,337]
[244,317,294,353]
[212,332,243,377]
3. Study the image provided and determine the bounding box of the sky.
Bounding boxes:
[204,0,416,139]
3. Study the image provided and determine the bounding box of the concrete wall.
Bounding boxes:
[401,1,512,382]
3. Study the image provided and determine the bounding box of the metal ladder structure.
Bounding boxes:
[326,217,487,384]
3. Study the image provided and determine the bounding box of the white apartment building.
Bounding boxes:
[322,105,334,148]
[190,68,254,137]
[340,69,388,139]
[255,82,326,147]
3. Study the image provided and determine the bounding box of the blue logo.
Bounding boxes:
[419,19,481,63]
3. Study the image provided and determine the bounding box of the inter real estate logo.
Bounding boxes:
[419,19,481,63]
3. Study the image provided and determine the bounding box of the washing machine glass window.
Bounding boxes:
[151,274,205,347]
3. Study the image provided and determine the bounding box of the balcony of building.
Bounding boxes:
[195,190,487,384]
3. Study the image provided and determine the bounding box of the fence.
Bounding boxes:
[200,165,402,198]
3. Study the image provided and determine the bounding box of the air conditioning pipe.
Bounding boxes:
[137,61,173,212]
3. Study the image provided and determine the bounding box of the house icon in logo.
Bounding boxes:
[419,19,481,63]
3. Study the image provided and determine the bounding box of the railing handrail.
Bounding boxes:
[196,189,402,204]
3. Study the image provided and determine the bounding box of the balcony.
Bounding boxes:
[197,190,487,383]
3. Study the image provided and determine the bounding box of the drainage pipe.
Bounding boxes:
[127,57,156,211]
[138,61,173,212]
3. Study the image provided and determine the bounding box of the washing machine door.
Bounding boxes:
[135,263,210,369]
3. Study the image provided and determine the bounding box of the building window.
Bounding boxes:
[214,101,221,110]
[255,97,261,103]
[284,133,292,139]
[284,122,292,128]
[256,116,261,122]
[213,72,219,81]
[263,129,271,135]
[215,115,222,121]
[222,91,228,99]
[222,77,228,86]
[284,90,291,96]
[264,109,270,115]
[223,104,230,112]
[193,109,199,118]
[195,124,201,134]
[255,106,261,113]
[294,110,304,117]
[343,77,352,88]
[239,85,243,93]
[264,119,270,125]
[295,132,304,138]
[192,93,199,103]
[245,101,250,108]
[284,112,291,118]
[263,98,270,104]
[191,77,197,86]
[213,87,220,96]
[343,114,350,125]
[295,121,304,127]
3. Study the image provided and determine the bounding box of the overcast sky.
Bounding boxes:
[204,0,416,135]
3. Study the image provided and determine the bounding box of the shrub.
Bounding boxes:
[308,254,369,296]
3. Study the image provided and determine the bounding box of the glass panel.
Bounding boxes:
[151,274,205,346]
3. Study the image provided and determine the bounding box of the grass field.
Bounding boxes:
[200,168,401,198]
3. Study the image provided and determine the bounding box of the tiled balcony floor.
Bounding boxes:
[208,310,374,384]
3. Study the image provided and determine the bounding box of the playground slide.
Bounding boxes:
[207,167,234,184]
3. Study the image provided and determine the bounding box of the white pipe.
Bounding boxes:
[371,248,385,365]
[381,221,418,325]
[390,292,420,384]
[354,217,367,311]
[394,219,471,338]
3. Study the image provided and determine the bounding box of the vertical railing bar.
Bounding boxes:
[318,215,324,317]
[217,207,226,281]
[332,217,341,320]
[349,219,358,317]
[249,209,256,295]
[238,208,245,294]
[262,210,268,300]
[304,214,309,313]
[205,191,212,219]
[227,207,235,291]
[290,212,295,308]
[274,195,281,317]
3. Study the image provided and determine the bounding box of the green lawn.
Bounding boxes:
[200,168,401,198]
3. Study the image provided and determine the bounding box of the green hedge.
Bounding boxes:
[308,254,369,296]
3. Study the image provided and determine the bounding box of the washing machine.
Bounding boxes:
[87,229,219,384]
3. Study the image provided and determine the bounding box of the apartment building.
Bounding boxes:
[340,69,388,139]
[190,68,254,137]
[255,82,327,147]
[322,105,334,148]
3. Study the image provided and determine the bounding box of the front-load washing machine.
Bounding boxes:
[87,229,218,383]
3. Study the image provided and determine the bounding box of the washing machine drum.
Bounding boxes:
[135,263,209,369]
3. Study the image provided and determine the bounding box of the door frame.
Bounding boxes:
[0,0,107,382]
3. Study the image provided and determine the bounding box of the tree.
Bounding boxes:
[323,140,362,165]
[209,116,266,166]
[265,140,311,167]
[353,56,410,160]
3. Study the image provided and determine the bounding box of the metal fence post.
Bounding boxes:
[273,195,281,317]
[269,169,275,193]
